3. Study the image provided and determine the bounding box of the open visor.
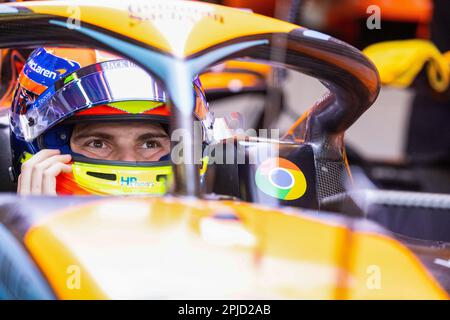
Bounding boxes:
[11,59,169,141]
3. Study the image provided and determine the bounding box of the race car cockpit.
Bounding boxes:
[0,0,448,299]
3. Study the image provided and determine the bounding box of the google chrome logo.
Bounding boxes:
[255,157,307,200]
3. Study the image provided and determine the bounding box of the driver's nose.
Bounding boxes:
[117,151,139,162]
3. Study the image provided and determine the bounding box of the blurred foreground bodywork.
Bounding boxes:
[0,0,447,299]
[1,196,447,299]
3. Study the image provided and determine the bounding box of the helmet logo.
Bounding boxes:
[28,58,59,80]
[56,68,68,76]
[120,176,154,188]
[22,48,81,90]
[121,176,138,186]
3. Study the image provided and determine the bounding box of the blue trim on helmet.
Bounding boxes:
[159,154,170,161]
[41,123,73,155]
[22,47,81,93]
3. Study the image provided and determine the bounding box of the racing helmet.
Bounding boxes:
[10,47,211,195]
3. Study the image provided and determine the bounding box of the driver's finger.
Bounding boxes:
[30,154,72,195]
[17,173,22,193]
[18,149,61,195]
[41,162,73,196]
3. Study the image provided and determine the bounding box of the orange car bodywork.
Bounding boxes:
[25,197,447,299]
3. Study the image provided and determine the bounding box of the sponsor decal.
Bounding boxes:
[255,157,307,200]
[27,58,60,80]
[102,60,137,70]
[128,3,224,24]
[23,48,80,88]
[120,176,154,187]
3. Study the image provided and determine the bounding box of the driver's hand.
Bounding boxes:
[17,149,72,196]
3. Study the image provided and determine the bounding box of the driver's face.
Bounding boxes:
[70,121,170,162]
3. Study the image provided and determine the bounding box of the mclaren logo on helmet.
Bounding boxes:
[27,59,67,80]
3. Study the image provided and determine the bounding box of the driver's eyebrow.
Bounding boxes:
[136,133,169,141]
[71,132,115,141]
[72,132,169,142]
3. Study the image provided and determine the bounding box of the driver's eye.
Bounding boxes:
[144,140,161,149]
[88,140,106,149]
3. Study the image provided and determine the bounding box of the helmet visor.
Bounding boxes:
[11,60,168,141]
